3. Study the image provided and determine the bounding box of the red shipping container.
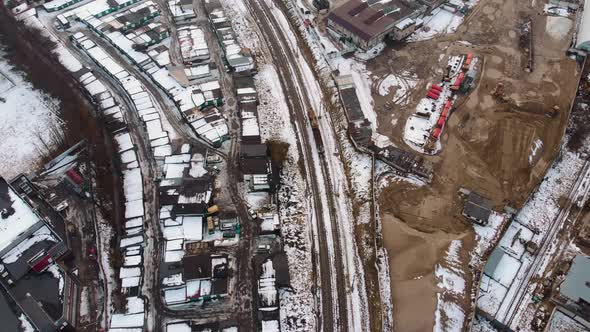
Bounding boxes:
[432,127,442,139]
[431,84,443,92]
[66,168,83,185]
[429,88,441,96]
[454,72,465,86]
[437,116,447,128]
[31,255,52,273]
[441,105,451,118]
[427,92,440,100]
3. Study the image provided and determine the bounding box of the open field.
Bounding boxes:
[373,0,581,330]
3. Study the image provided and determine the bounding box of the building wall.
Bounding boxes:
[327,17,409,49]
[392,23,417,40]
[326,18,370,49]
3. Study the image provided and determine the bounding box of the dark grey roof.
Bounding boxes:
[234,76,255,89]
[212,278,228,295]
[467,192,494,210]
[240,144,267,159]
[272,252,290,288]
[463,201,492,222]
[0,177,16,219]
[171,203,206,216]
[0,289,20,332]
[463,192,494,222]
[239,102,258,115]
[19,295,56,332]
[9,269,65,330]
[340,87,365,122]
[240,159,270,175]
[560,255,590,303]
[328,0,414,41]
[182,254,211,280]
[178,177,212,196]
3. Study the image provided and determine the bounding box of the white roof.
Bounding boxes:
[166,322,191,332]
[261,320,280,332]
[111,312,145,329]
[126,296,145,314]
[164,287,187,304]
[1,225,58,263]
[0,185,41,252]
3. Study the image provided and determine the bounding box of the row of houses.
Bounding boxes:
[200,1,286,330]
[65,1,229,146]
[202,0,256,74]
[157,147,236,309]
[65,27,170,329]
[66,0,235,316]
[72,31,176,158]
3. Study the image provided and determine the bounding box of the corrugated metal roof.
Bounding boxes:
[483,247,504,277]
[560,255,590,303]
[328,0,413,41]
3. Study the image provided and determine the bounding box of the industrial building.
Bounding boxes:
[0,177,77,331]
[335,75,373,146]
[552,254,590,326]
[327,0,426,49]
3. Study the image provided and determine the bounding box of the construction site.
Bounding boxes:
[373,0,582,330]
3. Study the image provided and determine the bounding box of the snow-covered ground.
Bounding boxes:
[476,148,590,329]
[434,240,466,332]
[0,47,63,179]
[547,308,588,331]
[79,286,90,322]
[470,212,506,267]
[376,72,419,106]
[255,63,316,331]
[545,16,572,40]
[18,314,35,332]
[408,8,465,42]
[268,6,372,330]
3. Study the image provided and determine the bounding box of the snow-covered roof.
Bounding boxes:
[1,225,58,264]
[111,312,145,329]
[166,322,191,332]
[261,320,280,332]
[0,179,42,252]
[164,287,187,304]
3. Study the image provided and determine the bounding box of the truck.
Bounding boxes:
[207,217,215,234]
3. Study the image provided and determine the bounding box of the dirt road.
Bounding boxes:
[373,0,581,330]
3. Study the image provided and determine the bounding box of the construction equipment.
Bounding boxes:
[491,82,508,102]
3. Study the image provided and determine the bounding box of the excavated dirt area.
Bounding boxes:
[373,0,581,330]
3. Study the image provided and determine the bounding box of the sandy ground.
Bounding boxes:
[373,0,581,329]
[382,213,475,331]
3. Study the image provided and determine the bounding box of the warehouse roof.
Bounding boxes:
[328,0,414,41]
[560,255,590,304]
[0,178,42,253]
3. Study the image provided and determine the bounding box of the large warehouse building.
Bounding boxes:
[327,0,426,50]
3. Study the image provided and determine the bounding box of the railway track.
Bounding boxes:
[243,0,352,329]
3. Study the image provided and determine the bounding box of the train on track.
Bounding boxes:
[308,109,324,154]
